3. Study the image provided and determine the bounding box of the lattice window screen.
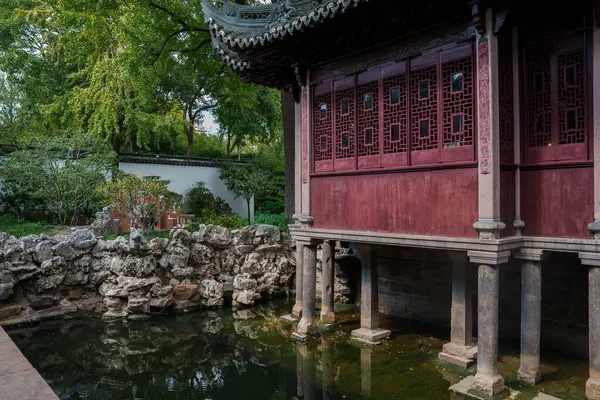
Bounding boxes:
[383,74,408,154]
[526,58,552,147]
[313,93,333,161]
[410,66,438,151]
[557,50,585,145]
[335,87,355,159]
[441,57,474,148]
[357,81,380,157]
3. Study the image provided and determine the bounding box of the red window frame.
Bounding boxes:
[522,35,588,165]
[311,43,476,174]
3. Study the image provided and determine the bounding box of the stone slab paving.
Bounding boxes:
[449,376,562,400]
[0,326,58,400]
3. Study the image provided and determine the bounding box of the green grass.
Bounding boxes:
[0,216,57,238]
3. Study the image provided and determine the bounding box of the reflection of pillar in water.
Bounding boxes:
[361,348,373,400]
[295,344,304,399]
[321,334,334,400]
[297,342,316,400]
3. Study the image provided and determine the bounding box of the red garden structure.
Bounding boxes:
[204,0,600,397]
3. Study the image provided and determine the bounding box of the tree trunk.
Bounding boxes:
[281,90,296,219]
[247,199,251,224]
[186,125,194,156]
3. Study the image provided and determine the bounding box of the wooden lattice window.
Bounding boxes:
[410,65,438,151]
[524,36,587,164]
[526,58,552,148]
[313,93,333,162]
[357,81,379,157]
[335,87,355,159]
[441,56,473,148]
[383,74,408,154]
[557,50,585,145]
[498,35,514,164]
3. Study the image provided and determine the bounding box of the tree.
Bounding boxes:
[0,132,116,224]
[219,161,270,224]
[281,90,295,219]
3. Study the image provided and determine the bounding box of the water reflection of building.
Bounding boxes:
[205,0,600,398]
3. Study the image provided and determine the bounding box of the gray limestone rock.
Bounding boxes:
[34,241,54,263]
[170,228,192,246]
[116,276,160,292]
[255,225,281,243]
[123,255,157,278]
[232,290,260,306]
[34,274,64,293]
[63,272,88,286]
[90,206,122,236]
[129,228,146,249]
[89,270,111,285]
[171,267,195,281]
[126,297,150,314]
[104,296,124,311]
[233,273,257,291]
[192,225,232,248]
[52,241,75,259]
[105,236,129,253]
[199,279,224,307]
[167,246,190,269]
[0,282,14,300]
[69,229,97,250]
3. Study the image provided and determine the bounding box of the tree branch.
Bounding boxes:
[147,1,209,33]
[182,38,211,53]
[153,28,187,63]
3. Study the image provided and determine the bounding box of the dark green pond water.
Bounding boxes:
[7,300,589,400]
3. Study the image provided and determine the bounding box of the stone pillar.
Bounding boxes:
[473,5,506,239]
[295,344,304,399]
[321,334,334,400]
[351,244,391,344]
[360,348,373,399]
[293,243,318,340]
[320,240,335,324]
[468,251,510,396]
[515,249,546,385]
[439,251,477,368]
[292,242,304,318]
[590,15,600,239]
[579,253,600,399]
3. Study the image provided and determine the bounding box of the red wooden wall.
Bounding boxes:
[311,168,478,237]
[520,166,593,238]
[500,169,516,237]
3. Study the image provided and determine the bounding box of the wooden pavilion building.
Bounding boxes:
[203,0,600,397]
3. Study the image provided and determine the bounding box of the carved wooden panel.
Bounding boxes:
[526,57,552,148]
[313,92,333,162]
[357,80,380,157]
[383,73,408,154]
[441,56,473,148]
[335,87,355,160]
[478,36,491,174]
[410,65,438,152]
[302,88,309,183]
[557,50,585,145]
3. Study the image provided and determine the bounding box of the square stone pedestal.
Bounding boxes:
[291,331,311,342]
[438,342,478,368]
[587,378,600,400]
[350,328,391,345]
[280,314,299,324]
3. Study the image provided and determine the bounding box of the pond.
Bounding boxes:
[7,300,589,400]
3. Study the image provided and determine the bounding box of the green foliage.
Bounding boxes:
[191,133,227,158]
[183,181,232,218]
[0,132,115,225]
[100,173,174,233]
[219,160,270,224]
[193,214,247,230]
[254,213,291,232]
[0,216,56,238]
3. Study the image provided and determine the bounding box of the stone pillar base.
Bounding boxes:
[350,328,391,345]
[291,332,311,342]
[517,368,541,385]
[472,373,506,397]
[292,303,302,318]
[320,311,335,324]
[587,378,600,400]
[438,342,477,368]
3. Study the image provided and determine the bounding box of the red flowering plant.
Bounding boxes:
[100,174,176,234]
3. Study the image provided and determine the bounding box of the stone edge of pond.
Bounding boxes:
[0,325,59,399]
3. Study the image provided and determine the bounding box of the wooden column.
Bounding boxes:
[468,251,510,397]
[320,240,335,324]
[439,251,477,368]
[512,25,525,235]
[473,6,506,239]
[589,16,600,238]
[515,249,546,385]
[580,253,600,400]
[293,243,318,340]
[351,244,391,344]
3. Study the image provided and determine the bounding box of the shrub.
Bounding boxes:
[0,133,115,225]
[219,160,269,224]
[193,213,247,230]
[100,174,174,234]
[254,213,292,231]
[183,182,232,219]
